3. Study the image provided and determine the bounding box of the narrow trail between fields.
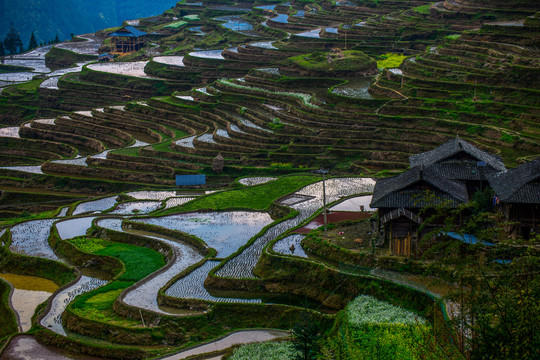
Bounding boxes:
[159,330,289,360]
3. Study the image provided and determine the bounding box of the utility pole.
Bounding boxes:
[314,168,329,236]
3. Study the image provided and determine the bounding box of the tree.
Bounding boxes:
[3,26,23,55]
[0,41,5,57]
[53,34,60,44]
[292,311,322,360]
[419,195,540,360]
[28,32,38,51]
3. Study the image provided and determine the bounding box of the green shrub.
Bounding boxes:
[229,341,298,360]
[377,53,407,69]
[414,4,431,14]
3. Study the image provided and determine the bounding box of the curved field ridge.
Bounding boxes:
[122,233,203,314]
[161,330,289,360]
[217,178,375,278]
[166,260,261,303]
[40,275,107,336]
[160,330,288,360]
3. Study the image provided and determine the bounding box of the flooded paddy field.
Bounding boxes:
[153,56,185,67]
[238,177,276,186]
[121,232,203,313]
[331,77,374,99]
[165,197,197,209]
[126,190,198,200]
[40,275,108,335]
[56,217,96,240]
[0,165,44,174]
[272,234,307,258]
[166,260,261,303]
[330,195,374,212]
[0,127,20,138]
[86,61,157,78]
[55,34,101,55]
[72,197,118,215]
[0,177,376,356]
[109,201,162,215]
[0,335,102,360]
[214,16,259,36]
[9,219,60,261]
[295,211,372,234]
[217,178,375,278]
[132,211,273,258]
[0,273,57,332]
[189,50,225,60]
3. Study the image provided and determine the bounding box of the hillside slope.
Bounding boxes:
[0,0,178,47]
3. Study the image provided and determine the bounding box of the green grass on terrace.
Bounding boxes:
[158,175,318,214]
[68,237,166,326]
[69,237,165,281]
[414,4,432,15]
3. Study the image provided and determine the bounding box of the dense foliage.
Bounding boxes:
[347,295,425,326]
[286,50,376,72]
[229,341,299,360]
[420,198,540,360]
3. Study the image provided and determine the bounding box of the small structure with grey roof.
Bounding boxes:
[108,26,148,53]
[487,158,540,239]
[370,166,468,257]
[409,136,506,196]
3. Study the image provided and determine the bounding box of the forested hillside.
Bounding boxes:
[0,0,178,47]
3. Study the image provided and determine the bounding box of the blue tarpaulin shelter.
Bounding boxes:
[176,175,206,186]
[442,231,494,246]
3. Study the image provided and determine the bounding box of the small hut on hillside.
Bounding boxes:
[108,26,148,53]
[487,158,540,239]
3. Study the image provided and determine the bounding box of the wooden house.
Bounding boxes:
[108,26,148,53]
[409,136,506,196]
[370,166,469,257]
[487,158,540,239]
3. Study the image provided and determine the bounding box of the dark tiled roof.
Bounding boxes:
[109,26,148,38]
[487,158,540,204]
[370,166,469,208]
[372,190,464,208]
[429,162,500,181]
[409,136,506,173]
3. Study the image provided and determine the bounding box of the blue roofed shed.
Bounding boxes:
[176,175,206,186]
[109,26,148,53]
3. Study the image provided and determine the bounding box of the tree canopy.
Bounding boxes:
[3,26,23,55]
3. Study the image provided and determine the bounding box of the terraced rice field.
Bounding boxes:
[0,0,538,358]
